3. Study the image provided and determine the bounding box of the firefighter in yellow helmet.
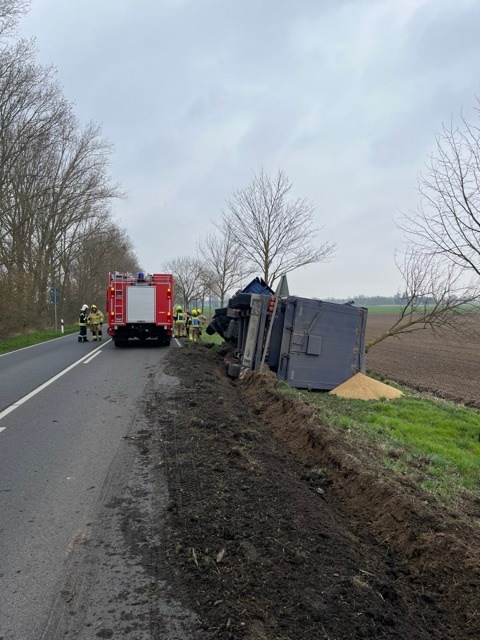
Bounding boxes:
[174,305,186,337]
[188,309,201,342]
[196,308,207,327]
[87,304,104,341]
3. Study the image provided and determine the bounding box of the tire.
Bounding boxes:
[226,319,238,340]
[227,363,243,378]
[206,322,217,335]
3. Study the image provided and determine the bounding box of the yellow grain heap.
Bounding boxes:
[329,372,403,400]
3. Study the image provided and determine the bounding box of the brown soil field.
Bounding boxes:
[134,339,480,639]
[365,313,480,408]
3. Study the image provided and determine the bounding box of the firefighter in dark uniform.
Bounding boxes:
[78,304,89,342]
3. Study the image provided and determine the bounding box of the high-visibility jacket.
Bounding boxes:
[88,310,104,325]
[174,311,185,323]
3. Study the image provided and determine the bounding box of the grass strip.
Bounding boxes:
[0,327,78,354]
[278,382,480,507]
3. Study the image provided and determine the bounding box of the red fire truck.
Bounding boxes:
[106,272,174,347]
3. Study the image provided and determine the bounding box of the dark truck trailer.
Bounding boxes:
[207,279,367,391]
[271,296,367,390]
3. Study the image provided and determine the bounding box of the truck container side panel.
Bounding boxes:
[277,297,367,390]
[127,287,155,323]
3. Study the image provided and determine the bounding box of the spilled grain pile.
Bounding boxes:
[329,372,403,400]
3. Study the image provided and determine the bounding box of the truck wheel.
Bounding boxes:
[227,363,243,378]
[226,319,238,340]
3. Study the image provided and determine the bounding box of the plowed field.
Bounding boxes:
[365,313,480,408]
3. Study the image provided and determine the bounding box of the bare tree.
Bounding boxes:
[0,0,28,38]
[219,168,336,287]
[398,103,480,279]
[0,31,126,334]
[197,227,251,307]
[163,256,205,310]
[366,249,480,352]
[68,221,139,314]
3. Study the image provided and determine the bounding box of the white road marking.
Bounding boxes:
[174,338,183,348]
[83,351,101,364]
[0,342,108,425]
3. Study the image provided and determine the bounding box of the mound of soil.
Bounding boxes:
[148,344,480,639]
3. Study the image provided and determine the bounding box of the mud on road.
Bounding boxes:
[135,343,480,640]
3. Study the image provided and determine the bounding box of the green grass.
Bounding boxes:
[363,305,405,314]
[278,382,480,505]
[0,326,78,354]
[199,331,224,346]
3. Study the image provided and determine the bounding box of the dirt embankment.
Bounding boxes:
[151,344,480,640]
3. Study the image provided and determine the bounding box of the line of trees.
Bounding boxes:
[0,1,138,338]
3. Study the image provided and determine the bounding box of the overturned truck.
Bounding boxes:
[207,277,368,391]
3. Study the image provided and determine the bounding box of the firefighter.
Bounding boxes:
[87,304,104,341]
[185,309,192,335]
[174,305,186,337]
[196,308,207,327]
[188,309,201,342]
[78,304,89,342]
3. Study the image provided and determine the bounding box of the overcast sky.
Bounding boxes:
[18,0,480,298]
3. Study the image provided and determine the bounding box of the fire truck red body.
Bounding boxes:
[106,272,174,347]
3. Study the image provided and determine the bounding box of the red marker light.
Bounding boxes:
[167,287,171,300]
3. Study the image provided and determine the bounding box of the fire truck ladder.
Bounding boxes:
[112,273,128,323]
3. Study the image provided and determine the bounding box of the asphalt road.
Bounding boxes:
[0,335,179,640]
